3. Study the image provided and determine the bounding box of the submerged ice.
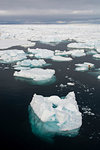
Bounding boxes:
[29,92,82,141]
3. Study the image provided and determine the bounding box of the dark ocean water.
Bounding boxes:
[0,41,100,150]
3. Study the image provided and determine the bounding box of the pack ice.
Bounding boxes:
[75,62,94,71]
[30,92,82,133]
[14,68,55,84]
[0,50,27,63]
[0,39,35,49]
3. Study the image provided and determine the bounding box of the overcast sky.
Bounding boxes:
[0,0,100,23]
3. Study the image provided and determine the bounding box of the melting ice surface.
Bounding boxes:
[14,68,56,85]
[29,92,82,142]
[0,49,27,63]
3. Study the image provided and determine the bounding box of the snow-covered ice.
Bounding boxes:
[30,92,82,132]
[75,62,94,71]
[28,48,54,59]
[67,42,95,49]
[0,49,27,63]
[14,68,55,84]
[0,39,35,49]
[51,56,72,61]
[93,54,100,59]
[14,59,46,69]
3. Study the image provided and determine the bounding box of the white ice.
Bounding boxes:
[28,48,54,59]
[0,39,35,49]
[14,59,46,69]
[67,82,75,86]
[93,54,100,59]
[75,62,94,71]
[30,92,82,131]
[67,42,95,49]
[51,56,72,61]
[14,68,55,82]
[0,49,27,63]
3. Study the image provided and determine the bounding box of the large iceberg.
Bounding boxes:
[28,48,54,59]
[75,62,94,71]
[0,49,27,63]
[14,68,55,85]
[29,92,82,141]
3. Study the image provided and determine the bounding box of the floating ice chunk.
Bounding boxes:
[14,59,46,68]
[93,54,100,59]
[14,68,55,84]
[51,56,72,61]
[0,49,27,63]
[55,50,69,56]
[0,39,35,49]
[71,50,86,57]
[75,62,94,71]
[30,92,82,133]
[97,75,100,79]
[28,48,54,59]
[59,84,67,88]
[67,42,94,49]
[67,82,75,86]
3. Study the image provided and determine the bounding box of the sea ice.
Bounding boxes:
[67,82,75,86]
[30,92,82,132]
[75,62,94,71]
[14,68,55,84]
[93,54,100,59]
[67,42,95,49]
[0,49,27,63]
[0,39,35,49]
[51,56,72,61]
[28,48,54,59]
[14,59,46,69]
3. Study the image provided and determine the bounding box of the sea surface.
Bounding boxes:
[0,24,100,150]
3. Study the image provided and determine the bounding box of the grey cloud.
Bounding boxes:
[0,0,100,23]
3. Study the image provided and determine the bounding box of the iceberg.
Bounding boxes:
[29,92,82,142]
[75,62,94,71]
[28,48,54,59]
[51,56,72,61]
[14,59,46,69]
[14,68,55,85]
[0,49,27,63]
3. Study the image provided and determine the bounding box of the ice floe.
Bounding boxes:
[14,59,46,69]
[75,62,94,71]
[28,48,54,59]
[0,49,27,63]
[29,92,82,141]
[51,56,72,61]
[93,54,100,59]
[67,82,75,86]
[14,68,55,84]
[67,42,95,49]
[0,39,35,49]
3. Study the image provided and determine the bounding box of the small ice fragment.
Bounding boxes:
[67,82,75,86]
